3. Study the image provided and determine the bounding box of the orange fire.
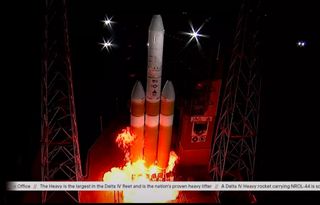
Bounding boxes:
[102,127,179,203]
[115,127,136,162]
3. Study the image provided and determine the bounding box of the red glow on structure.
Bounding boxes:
[196,82,204,89]
[102,127,179,202]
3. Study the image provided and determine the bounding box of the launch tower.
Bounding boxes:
[209,0,263,200]
[41,0,82,202]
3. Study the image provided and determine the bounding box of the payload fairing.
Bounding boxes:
[130,15,175,169]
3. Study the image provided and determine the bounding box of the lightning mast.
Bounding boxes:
[209,0,262,193]
[41,0,82,202]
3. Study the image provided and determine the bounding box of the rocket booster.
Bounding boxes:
[130,81,145,162]
[144,15,164,166]
[157,80,175,169]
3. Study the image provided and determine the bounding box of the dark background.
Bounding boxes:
[3,0,320,203]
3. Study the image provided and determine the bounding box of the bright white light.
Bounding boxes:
[181,21,209,50]
[104,19,111,25]
[99,38,114,52]
[297,40,306,47]
[191,31,199,38]
[102,15,114,29]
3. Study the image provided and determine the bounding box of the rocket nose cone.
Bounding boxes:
[131,81,145,100]
[161,80,175,101]
[149,15,164,31]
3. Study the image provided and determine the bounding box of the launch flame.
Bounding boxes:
[115,127,136,162]
[166,151,179,173]
[115,127,136,150]
[102,127,179,202]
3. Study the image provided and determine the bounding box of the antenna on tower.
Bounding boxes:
[216,42,221,61]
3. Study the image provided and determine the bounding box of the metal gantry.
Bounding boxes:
[209,0,262,186]
[41,0,82,202]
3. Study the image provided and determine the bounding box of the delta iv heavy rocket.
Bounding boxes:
[130,15,175,170]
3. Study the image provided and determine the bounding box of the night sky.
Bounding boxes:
[3,0,320,203]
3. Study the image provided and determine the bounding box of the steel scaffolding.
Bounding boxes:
[41,0,82,202]
[209,0,262,191]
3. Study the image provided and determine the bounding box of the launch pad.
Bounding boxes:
[79,116,219,203]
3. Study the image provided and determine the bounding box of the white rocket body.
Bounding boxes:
[146,15,164,104]
[144,15,165,166]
